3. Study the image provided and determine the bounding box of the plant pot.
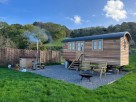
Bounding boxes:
[15,67,19,71]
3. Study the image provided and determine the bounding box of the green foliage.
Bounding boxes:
[25,26,49,43]
[1,21,136,50]
[45,38,63,50]
[45,46,62,50]
[0,22,29,49]
[45,62,61,66]
[24,26,49,50]
[33,22,70,40]
[0,35,16,48]
[0,21,69,49]
[125,55,136,71]
[71,22,136,43]
[27,42,46,50]
[6,24,29,49]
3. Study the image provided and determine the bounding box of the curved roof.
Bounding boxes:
[62,32,132,42]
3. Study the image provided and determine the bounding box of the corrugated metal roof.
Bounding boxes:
[62,32,131,42]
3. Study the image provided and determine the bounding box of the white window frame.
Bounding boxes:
[77,42,84,51]
[68,42,75,50]
[92,39,103,51]
[92,40,97,50]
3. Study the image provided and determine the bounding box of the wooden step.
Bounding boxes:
[68,60,81,71]
[69,65,79,68]
[73,63,80,65]
[73,63,80,64]
[69,63,80,67]
[74,61,80,63]
[69,67,79,70]
[70,65,79,68]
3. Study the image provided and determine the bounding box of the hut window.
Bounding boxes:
[98,40,103,49]
[77,42,84,51]
[93,41,97,50]
[92,40,103,50]
[69,42,75,50]
[72,42,75,50]
[69,43,71,50]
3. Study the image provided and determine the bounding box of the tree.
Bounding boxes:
[70,22,136,43]
[24,26,49,43]
[0,35,16,48]
[4,24,29,49]
[0,22,9,37]
[33,22,69,40]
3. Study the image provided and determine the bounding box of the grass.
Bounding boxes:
[0,55,136,102]
[45,38,64,50]
[46,38,64,47]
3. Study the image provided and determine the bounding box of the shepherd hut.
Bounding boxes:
[62,32,132,69]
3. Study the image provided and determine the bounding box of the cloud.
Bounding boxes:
[66,15,81,24]
[103,0,127,21]
[0,0,9,4]
[65,15,91,25]
[74,15,81,24]
[132,12,136,16]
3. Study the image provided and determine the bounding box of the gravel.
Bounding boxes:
[29,65,126,89]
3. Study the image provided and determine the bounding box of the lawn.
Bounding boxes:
[45,38,64,47]
[0,55,136,102]
[45,38,64,51]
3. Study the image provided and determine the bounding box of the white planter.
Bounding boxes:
[64,61,69,68]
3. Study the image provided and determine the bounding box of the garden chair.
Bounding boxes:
[93,62,107,78]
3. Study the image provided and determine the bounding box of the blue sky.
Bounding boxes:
[0,0,136,29]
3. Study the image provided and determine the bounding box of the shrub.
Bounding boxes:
[45,46,62,51]
[45,62,61,66]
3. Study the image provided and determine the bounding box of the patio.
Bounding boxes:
[29,65,126,89]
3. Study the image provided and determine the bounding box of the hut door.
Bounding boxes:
[76,42,84,60]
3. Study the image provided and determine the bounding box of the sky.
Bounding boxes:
[0,0,136,29]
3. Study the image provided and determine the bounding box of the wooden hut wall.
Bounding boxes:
[120,36,129,66]
[84,38,121,65]
[63,42,76,61]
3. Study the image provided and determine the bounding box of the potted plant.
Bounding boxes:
[15,64,20,71]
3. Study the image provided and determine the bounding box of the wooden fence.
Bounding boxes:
[0,48,61,66]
